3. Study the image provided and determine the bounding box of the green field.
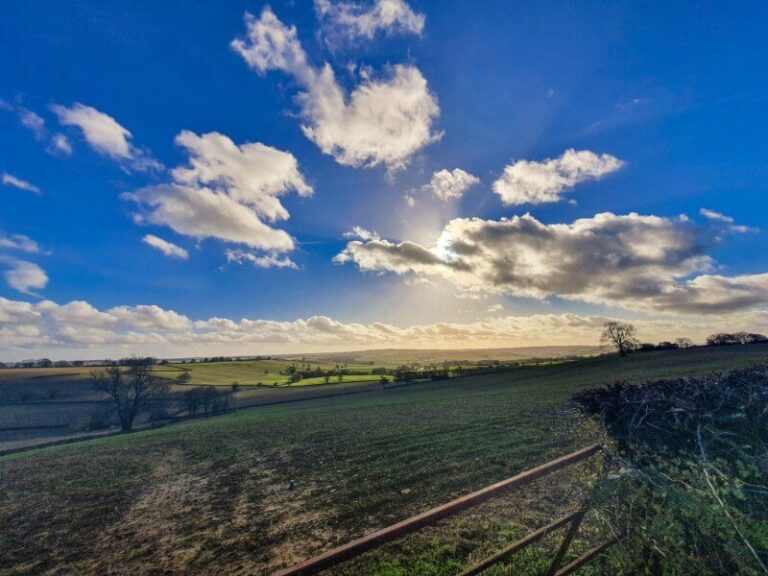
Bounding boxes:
[290,373,391,386]
[1,344,767,575]
[298,345,603,368]
[154,358,380,386]
[0,358,382,389]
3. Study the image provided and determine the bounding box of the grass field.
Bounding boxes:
[290,373,390,386]
[1,344,767,575]
[298,345,603,368]
[0,358,381,390]
[154,359,380,386]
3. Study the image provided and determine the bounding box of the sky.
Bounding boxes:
[2,0,768,360]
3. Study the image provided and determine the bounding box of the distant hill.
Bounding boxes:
[291,345,605,367]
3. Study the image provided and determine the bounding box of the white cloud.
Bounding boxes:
[125,184,295,251]
[142,234,189,259]
[108,304,191,331]
[493,149,624,205]
[51,103,160,170]
[225,249,298,269]
[6,104,73,156]
[315,0,425,44]
[18,109,46,139]
[4,295,768,360]
[336,211,768,314]
[0,233,41,254]
[404,193,416,208]
[2,260,48,295]
[2,173,41,195]
[51,103,131,158]
[699,208,757,234]
[343,226,380,241]
[171,130,312,220]
[49,133,73,156]
[125,131,311,253]
[424,168,480,201]
[699,208,733,223]
[231,7,440,170]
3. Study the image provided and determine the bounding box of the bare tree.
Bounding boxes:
[231,382,240,413]
[199,386,228,415]
[182,387,203,416]
[675,337,694,349]
[600,321,639,357]
[92,357,168,432]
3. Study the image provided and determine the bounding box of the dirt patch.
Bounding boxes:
[62,451,335,575]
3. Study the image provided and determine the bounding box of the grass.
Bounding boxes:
[297,345,603,368]
[156,359,381,386]
[289,373,390,386]
[0,358,381,390]
[1,344,767,575]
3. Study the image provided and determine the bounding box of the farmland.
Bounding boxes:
[1,343,767,575]
[0,347,598,451]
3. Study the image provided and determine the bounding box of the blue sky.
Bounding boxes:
[2,0,767,359]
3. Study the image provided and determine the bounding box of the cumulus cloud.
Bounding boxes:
[3,295,768,360]
[124,131,311,253]
[142,234,188,259]
[493,149,624,205]
[315,0,425,44]
[343,226,380,241]
[231,7,440,170]
[0,231,47,295]
[51,103,160,170]
[2,173,40,195]
[424,168,480,200]
[125,184,295,251]
[336,211,768,314]
[171,130,312,219]
[2,260,48,295]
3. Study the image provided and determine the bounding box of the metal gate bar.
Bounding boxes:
[457,511,580,576]
[275,444,602,576]
[551,538,618,576]
[545,507,589,575]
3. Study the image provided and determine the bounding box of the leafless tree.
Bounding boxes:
[182,387,203,416]
[231,382,240,413]
[675,337,694,349]
[199,385,228,415]
[92,357,168,432]
[600,321,639,357]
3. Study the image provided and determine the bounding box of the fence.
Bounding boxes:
[276,443,615,576]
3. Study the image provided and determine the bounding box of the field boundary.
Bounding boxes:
[0,378,433,457]
[275,444,612,576]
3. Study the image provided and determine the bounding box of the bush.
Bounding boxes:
[573,368,768,574]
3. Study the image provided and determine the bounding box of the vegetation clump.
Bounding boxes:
[574,367,768,574]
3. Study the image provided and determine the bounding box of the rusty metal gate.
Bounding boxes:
[276,444,616,576]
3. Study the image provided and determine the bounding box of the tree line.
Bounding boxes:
[600,321,768,356]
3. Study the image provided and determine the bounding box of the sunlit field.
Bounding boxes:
[2,344,766,575]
